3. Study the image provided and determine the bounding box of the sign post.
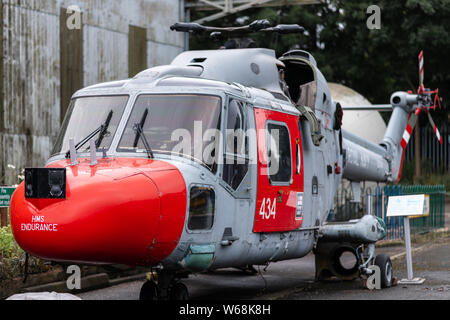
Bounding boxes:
[387,194,427,285]
[0,187,16,227]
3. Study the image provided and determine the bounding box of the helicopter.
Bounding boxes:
[9,19,443,300]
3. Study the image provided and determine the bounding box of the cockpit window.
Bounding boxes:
[117,94,222,173]
[52,96,128,156]
[222,100,249,190]
[267,122,292,184]
[283,60,317,109]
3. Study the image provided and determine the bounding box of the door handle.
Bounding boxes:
[277,190,284,203]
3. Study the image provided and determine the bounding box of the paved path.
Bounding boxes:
[281,243,450,300]
[78,236,450,300]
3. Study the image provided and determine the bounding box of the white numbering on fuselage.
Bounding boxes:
[259,198,276,219]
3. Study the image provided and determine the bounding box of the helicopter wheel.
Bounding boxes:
[374,254,393,288]
[169,282,189,300]
[139,280,158,300]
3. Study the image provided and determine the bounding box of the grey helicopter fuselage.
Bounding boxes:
[11,47,403,274]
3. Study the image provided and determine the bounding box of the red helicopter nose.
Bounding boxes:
[9,159,187,266]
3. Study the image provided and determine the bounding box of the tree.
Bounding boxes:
[190,0,449,125]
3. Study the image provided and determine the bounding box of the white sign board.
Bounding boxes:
[386,194,425,217]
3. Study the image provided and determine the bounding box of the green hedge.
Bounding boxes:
[0,226,49,281]
[0,226,22,259]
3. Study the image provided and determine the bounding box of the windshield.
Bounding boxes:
[52,96,128,156]
[117,94,222,172]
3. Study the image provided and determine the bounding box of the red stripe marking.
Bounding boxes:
[396,146,406,182]
[406,123,413,134]
[434,127,443,144]
[401,139,407,150]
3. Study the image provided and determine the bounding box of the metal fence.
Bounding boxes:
[404,125,450,174]
[334,184,446,240]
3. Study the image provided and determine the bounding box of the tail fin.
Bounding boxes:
[380,93,415,182]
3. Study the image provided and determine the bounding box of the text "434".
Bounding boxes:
[259,198,276,219]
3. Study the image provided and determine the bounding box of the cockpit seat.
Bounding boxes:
[297,81,317,110]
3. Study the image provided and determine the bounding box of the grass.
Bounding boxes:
[0,226,22,259]
[0,226,49,281]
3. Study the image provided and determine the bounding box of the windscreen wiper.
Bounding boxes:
[65,110,114,158]
[95,110,114,148]
[133,108,154,159]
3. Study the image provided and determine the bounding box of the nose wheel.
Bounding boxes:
[139,280,158,300]
[373,253,393,288]
[169,282,189,300]
[357,245,396,289]
[139,270,190,300]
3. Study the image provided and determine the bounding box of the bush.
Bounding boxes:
[0,226,49,281]
[0,226,22,259]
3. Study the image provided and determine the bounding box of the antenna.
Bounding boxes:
[69,139,78,166]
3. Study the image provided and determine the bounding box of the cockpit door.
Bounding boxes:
[253,108,304,233]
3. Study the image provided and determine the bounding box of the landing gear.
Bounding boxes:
[314,241,396,289]
[315,241,361,281]
[170,282,189,300]
[139,270,190,301]
[374,254,393,288]
[357,245,395,289]
[139,280,158,300]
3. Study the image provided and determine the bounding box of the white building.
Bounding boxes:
[328,83,387,144]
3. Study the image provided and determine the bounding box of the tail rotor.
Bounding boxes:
[338,51,443,183]
[399,50,443,150]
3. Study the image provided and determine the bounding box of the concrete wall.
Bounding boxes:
[0,0,185,185]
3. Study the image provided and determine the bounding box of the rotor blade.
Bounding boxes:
[262,24,304,34]
[170,22,207,33]
[341,104,392,111]
[426,112,443,145]
[170,20,304,36]
[170,19,271,35]
[419,50,424,88]
[400,112,418,150]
